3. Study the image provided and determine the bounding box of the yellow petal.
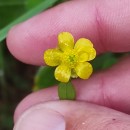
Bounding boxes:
[75,62,93,79]
[58,32,74,51]
[44,49,61,66]
[55,65,71,82]
[85,47,96,61]
[75,38,93,49]
[78,52,89,62]
[75,38,96,61]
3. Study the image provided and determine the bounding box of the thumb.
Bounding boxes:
[14,106,65,130]
[14,101,130,130]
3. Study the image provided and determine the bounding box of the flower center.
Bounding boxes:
[69,55,76,62]
[62,50,78,68]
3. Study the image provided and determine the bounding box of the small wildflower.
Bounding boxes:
[44,32,96,83]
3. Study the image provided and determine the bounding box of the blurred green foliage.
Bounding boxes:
[0,0,26,29]
[0,0,60,41]
[0,0,125,130]
[0,0,63,130]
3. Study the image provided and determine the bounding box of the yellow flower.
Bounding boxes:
[44,32,96,83]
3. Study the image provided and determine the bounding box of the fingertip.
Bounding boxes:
[6,0,130,65]
[6,0,98,65]
[7,0,130,65]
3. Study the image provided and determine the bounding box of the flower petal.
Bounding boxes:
[85,47,96,61]
[75,38,96,61]
[78,52,89,62]
[75,62,93,79]
[44,49,61,66]
[58,32,74,51]
[75,38,93,49]
[55,65,71,82]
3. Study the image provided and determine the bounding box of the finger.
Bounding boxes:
[14,56,130,122]
[14,101,130,130]
[7,0,130,65]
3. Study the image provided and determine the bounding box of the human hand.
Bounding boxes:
[7,0,130,130]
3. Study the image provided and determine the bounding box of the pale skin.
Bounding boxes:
[7,0,130,130]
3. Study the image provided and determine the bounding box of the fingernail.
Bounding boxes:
[13,106,65,130]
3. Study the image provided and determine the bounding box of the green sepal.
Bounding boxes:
[58,81,76,100]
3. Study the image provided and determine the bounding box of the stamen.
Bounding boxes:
[62,50,78,68]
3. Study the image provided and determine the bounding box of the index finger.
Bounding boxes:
[7,0,130,65]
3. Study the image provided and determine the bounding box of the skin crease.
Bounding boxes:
[6,0,130,130]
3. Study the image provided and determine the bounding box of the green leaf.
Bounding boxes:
[58,82,76,100]
[0,0,59,42]
[34,66,59,91]
[91,53,118,71]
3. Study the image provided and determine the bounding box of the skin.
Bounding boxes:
[6,0,130,129]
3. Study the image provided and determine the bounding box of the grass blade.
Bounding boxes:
[0,0,59,42]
